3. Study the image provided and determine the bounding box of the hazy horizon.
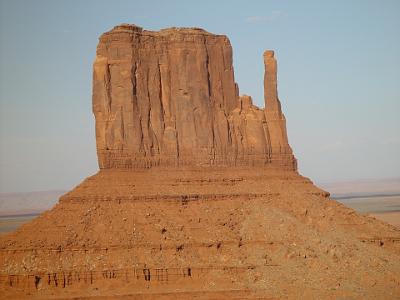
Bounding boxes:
[1,0,399,193]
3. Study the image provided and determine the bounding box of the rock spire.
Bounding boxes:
[263,50,294,164]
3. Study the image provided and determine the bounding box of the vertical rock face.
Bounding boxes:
[93,24,296,169]
[263,50,295,166]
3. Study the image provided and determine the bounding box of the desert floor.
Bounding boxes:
[336,195,400,229]
[0,214,38,234]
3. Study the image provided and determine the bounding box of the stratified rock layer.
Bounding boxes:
[1,169,400,299]
[93,24,296,169]
[1,25,399,299]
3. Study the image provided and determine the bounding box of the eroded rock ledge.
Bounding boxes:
[93,24,296,169]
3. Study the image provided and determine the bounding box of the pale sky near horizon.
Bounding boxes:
[0,0,399,193]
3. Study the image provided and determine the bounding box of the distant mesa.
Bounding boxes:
[93,24,296,169]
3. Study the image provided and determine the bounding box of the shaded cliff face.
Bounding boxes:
[93,24,296,169]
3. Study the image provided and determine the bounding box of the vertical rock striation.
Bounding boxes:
[263,50,295,167]
[93,24,296,169]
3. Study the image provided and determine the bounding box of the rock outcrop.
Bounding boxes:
[93,24,296,169]
[1,24,399,299]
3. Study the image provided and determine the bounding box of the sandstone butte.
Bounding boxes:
[0,24,399,299]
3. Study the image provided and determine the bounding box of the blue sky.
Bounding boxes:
[0,0,399,192]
